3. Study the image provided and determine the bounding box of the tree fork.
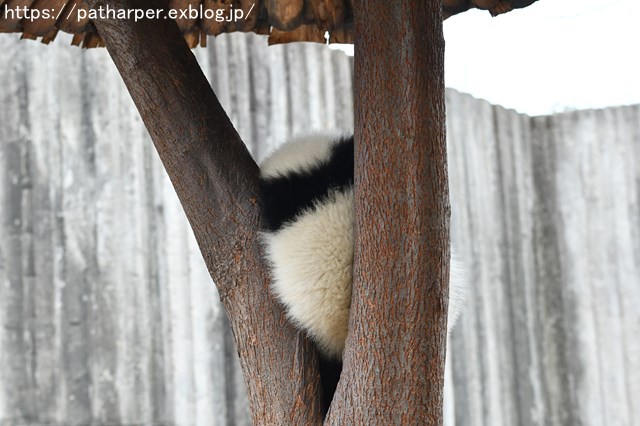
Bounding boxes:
[327,0,450,424]
[87,0,324,423]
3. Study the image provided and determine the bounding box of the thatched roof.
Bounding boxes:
[0,0,355,48]
[0,0,537,48]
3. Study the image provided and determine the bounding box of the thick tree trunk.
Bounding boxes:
[88,0,448,423]
[87,0,324,424]
[327,0,450,424]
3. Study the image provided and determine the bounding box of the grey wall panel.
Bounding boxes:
[0,32,638,426]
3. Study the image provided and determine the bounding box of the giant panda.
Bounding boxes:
[258,132,465,408]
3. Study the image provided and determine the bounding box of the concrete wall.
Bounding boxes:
[447,94,640,426]
[0,32,638,426]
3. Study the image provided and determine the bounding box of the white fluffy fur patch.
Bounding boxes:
[263,188,354,359]
[448,255,465,330]
[260,133,466,360]
[260,132,345,179]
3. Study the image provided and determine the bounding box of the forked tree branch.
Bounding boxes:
[327,0,450,423]
[85,0,504,422]
[87,0,323,423]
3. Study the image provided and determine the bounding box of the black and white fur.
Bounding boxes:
[259,132,465,392]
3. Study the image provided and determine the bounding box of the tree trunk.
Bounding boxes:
[88,0,448,423]
[87,0,324,424]
[327,0,450,424]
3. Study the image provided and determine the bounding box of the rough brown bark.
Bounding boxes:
[86,0,452,422]
[267,0,305,30]
[443,0,538,18]
[326,0,450,424]
[86,0,324,424]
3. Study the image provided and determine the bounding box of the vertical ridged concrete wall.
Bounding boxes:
[446,94,639,426]
[1,32,638,426]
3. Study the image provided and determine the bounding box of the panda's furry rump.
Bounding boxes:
[259,132,465,360]
[259,133,355,359]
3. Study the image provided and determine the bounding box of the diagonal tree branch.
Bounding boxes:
[86,0,323,423]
